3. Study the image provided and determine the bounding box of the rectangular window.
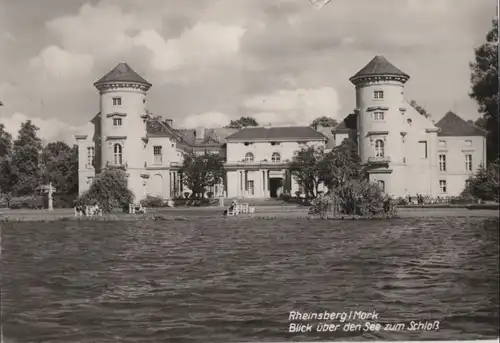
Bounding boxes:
[113,118,122,126]
[438,140,446,147]
[439,180,447,193]
[247,180,255,196]
[87,147,95,168]
[465,140,472,146]
[153,145,162,165]
[465,179,471,189]
[374,90,384,99]
[112,97,122,106]
[373,111,385,121]
[465,154,472,171]
[438,154,446,171]
[418,141,428,159]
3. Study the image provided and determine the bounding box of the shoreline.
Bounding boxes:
[1,206,498,223]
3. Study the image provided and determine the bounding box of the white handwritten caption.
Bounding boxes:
[288,311,440,333]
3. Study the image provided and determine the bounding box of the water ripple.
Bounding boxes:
[1,216,498,342]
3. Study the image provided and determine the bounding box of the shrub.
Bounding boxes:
[76,168,134,213]
[183,192,190,199]
[206,191,214,199]
[461,160,499,202]
[309,180,396,218]
[140,195,164,208]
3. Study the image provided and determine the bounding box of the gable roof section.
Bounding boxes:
[94,62,151,86]
[226,126,327,141]
[350,55,409,80]
[435,111,487,137]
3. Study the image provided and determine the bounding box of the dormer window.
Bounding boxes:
[113,118,122,126]
[112,97,122,106]
[374,90,384,100]
[373,111,384,121]
[270,141,280,146]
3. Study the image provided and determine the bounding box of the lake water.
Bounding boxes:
[1,216,499,342]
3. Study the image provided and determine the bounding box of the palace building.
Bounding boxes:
[76,56,487,200]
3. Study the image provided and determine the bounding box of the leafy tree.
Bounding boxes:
[180,152,225,198]
[10,120,43,195]
[318,139,365,189]
[309,116,338,130]
[77,167,134,213]
[462,159,499,202]
[470,18,499,162]
[0,124,13,193]
[289,145,325,198]
[226,116,259,129]
[409,100,431,118]
[41,141,79,194]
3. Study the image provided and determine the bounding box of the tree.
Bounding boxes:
[41,141,79,194]
[289,145,325,198]
[77,167,134,213]
[409,100,431,118]
[309,116,338,130]
[180,152,225,198]
[318,139,365,189]
[226,116,259,129]
[470,18,499,162]
[0,123,13,193]
[462,159,499,202]
[10,120,43,195]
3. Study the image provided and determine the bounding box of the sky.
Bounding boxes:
[0,0,496,144]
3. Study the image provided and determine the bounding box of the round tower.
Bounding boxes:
[349,55,409,194]
[94,63,151,198]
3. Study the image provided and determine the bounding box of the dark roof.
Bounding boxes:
[94,63,151,85]
[176,128,239,147]
[333,113,357,132]
[225,126,327,141]
[350,55,409,81]
[435,111,487,137]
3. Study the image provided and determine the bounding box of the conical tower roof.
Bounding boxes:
[350,55,409,83]
[94,62,151,86]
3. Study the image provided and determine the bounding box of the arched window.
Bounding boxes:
[377,180,385,193]
[244,152,254,162]
[375,140,384,157]
[114,143,123,165]
[271,152,281,162]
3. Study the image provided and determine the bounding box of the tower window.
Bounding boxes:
[153,145,163,165]
[112,97,122,106]
[87,147,95,168]
[113,118,122,126]
[374,90,384,99]
[375,139,385,157]
[373,111,385,121]
[113,143,123,165]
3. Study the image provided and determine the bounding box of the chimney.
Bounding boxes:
[195,128,205,140]
[165,119,173,127]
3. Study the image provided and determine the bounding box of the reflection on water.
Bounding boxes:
[1,217,498,342]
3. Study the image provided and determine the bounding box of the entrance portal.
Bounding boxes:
[269,177,283,198]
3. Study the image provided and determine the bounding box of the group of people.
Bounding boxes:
[74,203,102,217]
[407,194,425,205]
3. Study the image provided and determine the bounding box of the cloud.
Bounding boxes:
[179,112,231,128]
[29,45,94,78]
[243,87,342,125]
[0,112,92,145]
[134,23,245,72]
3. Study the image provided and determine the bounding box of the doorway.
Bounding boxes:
[269,178,283,198]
